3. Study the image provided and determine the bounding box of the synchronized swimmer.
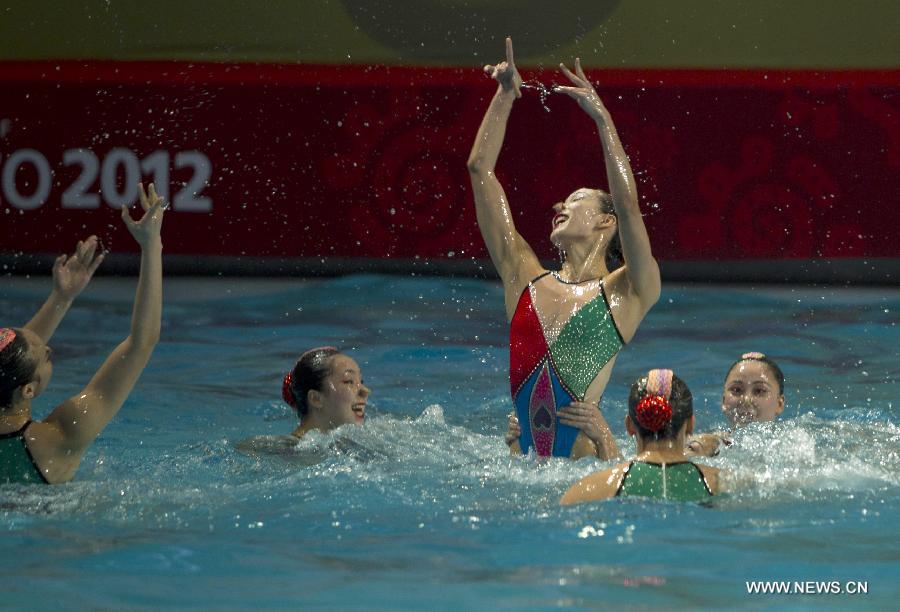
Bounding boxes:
[468,38,660,460]
[686,352,786,457]
[0,184,164,484]
[562,369,721,505]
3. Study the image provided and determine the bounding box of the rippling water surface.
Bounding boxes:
[2,275,898,609]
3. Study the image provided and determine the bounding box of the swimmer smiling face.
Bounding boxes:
[549,188,616,247]
[311,354,369,428]
[722,357,785,426]
[284,348,370,436]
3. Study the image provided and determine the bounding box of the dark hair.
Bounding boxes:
[0,329,38,408]
[596,190,622,271]
[281,347,341,417]
[628,371,693,440]
[725,352,785,396]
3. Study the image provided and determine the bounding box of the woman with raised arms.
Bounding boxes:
[0,184,164,484]
[467,38,660,459]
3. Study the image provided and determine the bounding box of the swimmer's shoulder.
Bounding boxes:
[234,434,301,455]
[560,461,630,505]
[694,463,722,495]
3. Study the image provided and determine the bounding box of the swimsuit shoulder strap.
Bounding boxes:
[598,280,626,345]
[512,271,553,314]
[529,271,553,286]
[0,419,33,439]
[614,460,636,497]
[691,462,714,496]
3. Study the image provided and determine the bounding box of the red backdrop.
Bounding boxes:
[1,61,898,263]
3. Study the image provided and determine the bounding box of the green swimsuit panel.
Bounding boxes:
[0,422,48,484]
[617,461,712,502]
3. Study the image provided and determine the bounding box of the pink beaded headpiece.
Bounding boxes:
[635,368,674,432]
[0,328,16,353]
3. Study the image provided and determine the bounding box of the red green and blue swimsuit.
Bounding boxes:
[509,272,625,457]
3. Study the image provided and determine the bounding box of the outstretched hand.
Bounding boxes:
[53,236,105,300]
[121,183,165,248]
[484,36,522,98]
[554,58,607,120]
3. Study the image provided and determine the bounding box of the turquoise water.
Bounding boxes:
[1,275,898,609]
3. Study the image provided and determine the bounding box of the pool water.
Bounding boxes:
[2,275,898,609]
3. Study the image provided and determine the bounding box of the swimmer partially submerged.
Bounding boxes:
[561,369,722,505]
[236,347,370,456]
[686,352,785,457]
[282,347,370,437]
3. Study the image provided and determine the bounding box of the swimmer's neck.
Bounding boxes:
[291,422,313,438]
[0,400,31,434]
[557,240,610,283]
[291,415,333,438]
[634,433,690,463]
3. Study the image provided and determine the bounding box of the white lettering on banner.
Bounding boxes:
[101,148,141,209]
[61,149,101,208]
[2,148,52,210]
[0,146,213,212]
[140,150,170,203]
[174,151,213,212]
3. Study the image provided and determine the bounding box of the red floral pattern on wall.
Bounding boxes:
[1,62,897,262]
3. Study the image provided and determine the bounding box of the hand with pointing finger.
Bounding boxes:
[484,36,522,99]
[121,183,165,249]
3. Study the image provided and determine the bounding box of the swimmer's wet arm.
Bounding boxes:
[467,38,540,289]
[699,465,722,495]
[556,60,660,307]
[24,236,105,343]
[560,466,621,505]
[45,185,164,453]
[593,106,659,308]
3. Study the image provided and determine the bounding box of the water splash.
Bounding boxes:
[520,80,555,112]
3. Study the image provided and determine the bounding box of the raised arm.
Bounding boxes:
[24,237,105,343]
[467,38,542,310]
[44,183,164,456]
[556,60,661,311]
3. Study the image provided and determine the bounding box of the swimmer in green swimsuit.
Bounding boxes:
[686,352,785,457]
[468,38,660,459]
[561,369,721,504]
[0,183,164,485]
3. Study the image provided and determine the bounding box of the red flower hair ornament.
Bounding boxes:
[635,368,675,432]
[282,371,298,409]
[634,395,673,432]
